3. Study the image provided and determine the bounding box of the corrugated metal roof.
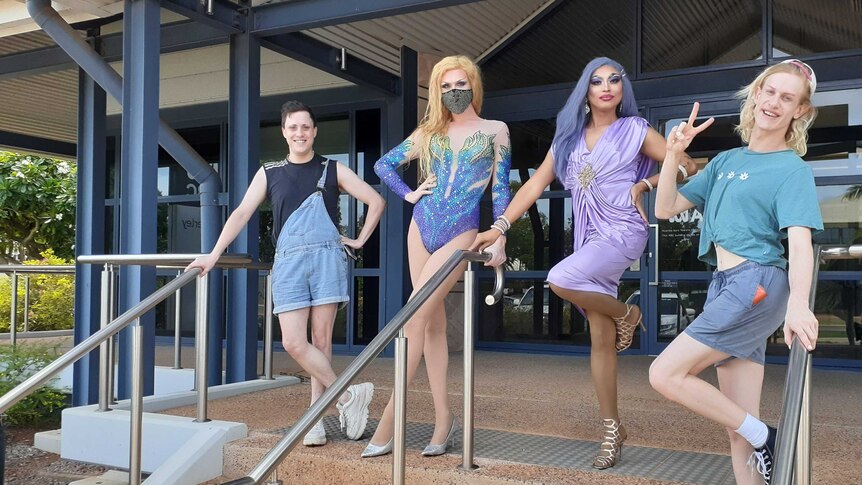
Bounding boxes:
[305,0,549,75]
[0,69,78,143]
[0,29,56,55]
[773,0,862,54]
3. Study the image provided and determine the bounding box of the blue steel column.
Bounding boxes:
[72,65,107,406]
[225,3,261,383]
[117,0,160,399]
[380,46,417,352]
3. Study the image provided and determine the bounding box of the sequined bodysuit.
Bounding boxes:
[374,123,512,253]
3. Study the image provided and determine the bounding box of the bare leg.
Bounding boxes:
[649,333,749,429]
[586,310,619,420]
[422,304,452,444]
[368,223,475,446]
[717,358,765,485]
[550,284,640,327]
[308,303,338,405]
[279,307,337,392]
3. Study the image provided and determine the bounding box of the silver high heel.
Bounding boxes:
[421,416,458,457]
[361,438,393,458]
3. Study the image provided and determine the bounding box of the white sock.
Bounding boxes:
[735,413,768,448]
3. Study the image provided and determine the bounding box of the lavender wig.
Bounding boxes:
[551,57,640,182]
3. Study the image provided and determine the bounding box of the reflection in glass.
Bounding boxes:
[768,280,862,361]
[353,277,379,345]
[642,0,761,72]
[647,280,709,343]
[479,278,641,349]
[773,1,862,57]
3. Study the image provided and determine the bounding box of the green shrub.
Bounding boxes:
[0,249,74,332]
[0,344,69,426]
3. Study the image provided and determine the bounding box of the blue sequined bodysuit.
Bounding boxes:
[374,123,512,253]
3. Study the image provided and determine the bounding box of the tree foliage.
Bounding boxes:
[0,152,76,262]
[0,250,75,332]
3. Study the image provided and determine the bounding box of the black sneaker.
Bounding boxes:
[749,425,777,484]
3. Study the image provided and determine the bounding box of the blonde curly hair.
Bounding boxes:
[413,55,484,179]
[735,60,818,156]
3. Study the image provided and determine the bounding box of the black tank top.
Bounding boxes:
[264,154,340,242]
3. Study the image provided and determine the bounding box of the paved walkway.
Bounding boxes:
[157,347,862,484]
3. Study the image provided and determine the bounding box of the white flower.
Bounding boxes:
[55,214,63,220]
[57,162,71,174]
[727,171,736,179]
[740,172,749,180]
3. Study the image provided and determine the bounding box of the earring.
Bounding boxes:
[584,101,591,114]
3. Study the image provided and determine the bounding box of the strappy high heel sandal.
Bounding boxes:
[613,304,644,352]
[592,418,627,470]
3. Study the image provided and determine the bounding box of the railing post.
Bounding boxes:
[9,271,17,348]
[195,272,210,423]
[129,318,144,485]
[393,327,408,485]
[98,265,113,412]
[22,275,30,333]
[263,271,274,380]
[774,244,820,484]
[173,270,183,369]
[107,264,116,405]
[462,262,477,470]
[265,469,282,485]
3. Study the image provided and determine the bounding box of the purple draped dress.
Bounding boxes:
[546,116,655,310]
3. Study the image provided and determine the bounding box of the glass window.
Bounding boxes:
[805,90,862,178]
[773,1,862,57]
[651,280,710,343]
[642,0,762,73]
[353,276,379,345]
[479,278,642,349]
[481,0,635,90]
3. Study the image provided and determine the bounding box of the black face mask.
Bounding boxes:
[441,89,473,114]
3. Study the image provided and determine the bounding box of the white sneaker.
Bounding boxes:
[337,382,374,440]
[302,419,327,446]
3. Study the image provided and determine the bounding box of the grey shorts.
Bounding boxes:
[684,261,789,365]
[271,240,350,314]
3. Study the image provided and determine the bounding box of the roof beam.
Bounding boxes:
[161,0,244,34]
[0,130,76,157]
[252,0,483,36]
[260,32,398,95]
[0,20,228,80]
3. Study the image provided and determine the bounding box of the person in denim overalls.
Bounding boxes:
[189,101,386,447]
[651,61,823,485]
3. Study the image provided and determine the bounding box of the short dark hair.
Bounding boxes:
[280,100,316,128]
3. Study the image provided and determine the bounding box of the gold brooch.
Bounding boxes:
[578,163,596,189]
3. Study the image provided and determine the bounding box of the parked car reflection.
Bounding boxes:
[626,290,696,337]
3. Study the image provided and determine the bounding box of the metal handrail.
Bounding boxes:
[0,265,76,273]
[1,265,76,346]
[224,250,504,484]
[773,243,862,484]
[0,268,201,420]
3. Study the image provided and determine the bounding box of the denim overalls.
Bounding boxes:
[271,160,349,314]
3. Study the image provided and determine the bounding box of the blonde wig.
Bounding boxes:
[414,55,484,178]
[735,60,818,156]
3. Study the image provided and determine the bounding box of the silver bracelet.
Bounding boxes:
[641,178,654,191]
[498,214,512,229]
[490,225,506,235]
[678,165,689,180]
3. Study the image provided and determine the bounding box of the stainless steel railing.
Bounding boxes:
[773,243,862,484]
[224,250,504,485]
[0,253,258,485]
[0,265,76,347]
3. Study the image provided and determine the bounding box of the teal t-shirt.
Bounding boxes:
[678,147,823,269]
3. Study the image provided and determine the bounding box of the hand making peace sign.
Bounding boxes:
[666,102,715,154]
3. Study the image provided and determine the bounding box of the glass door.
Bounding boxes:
[645,101,741,355]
